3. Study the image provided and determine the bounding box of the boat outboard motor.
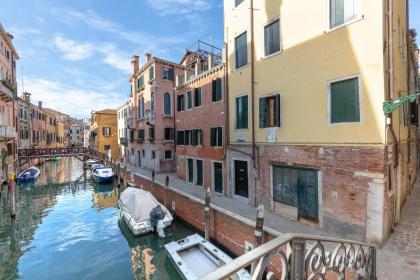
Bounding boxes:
[150,205,165,238]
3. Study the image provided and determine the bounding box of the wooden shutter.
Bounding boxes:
[217,127,222,147]
[330,78,359,123]
[210,128,216,146]
[275,94,281,127]
[169,68,174,81]
[217,78,222,101]
[212,80,217,102]
[259,98,267,128]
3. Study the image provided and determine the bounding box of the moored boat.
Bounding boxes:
[91,165,114,183]
[165,234,252,280]
[18,166,41,182]
[119,187,173,237]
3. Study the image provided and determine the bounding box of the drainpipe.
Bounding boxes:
[250,0,256,169]
[224,42,229,160]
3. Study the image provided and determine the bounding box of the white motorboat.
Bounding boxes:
[165,234,252,280]
[86,159,97,166]
[119,187,173,237]
[91,164,114,183]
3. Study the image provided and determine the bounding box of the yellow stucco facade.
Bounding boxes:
[224,0,417,244]
[90,109,118,159]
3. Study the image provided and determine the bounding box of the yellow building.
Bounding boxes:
[89,109,118,159]
[224,0,418,245]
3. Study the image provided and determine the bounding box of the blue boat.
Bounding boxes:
[18,166,41,182]
[91,165,114,183]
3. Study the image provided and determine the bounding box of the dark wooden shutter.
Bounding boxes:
[212,80,217,101]
[275,94,281,127]
[169,68,174,81]
[210,128,216,146]
[217,78,222,101]
[217,127,222,146]
[259,98,267,128]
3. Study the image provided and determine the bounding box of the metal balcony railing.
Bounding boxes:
[201,233,376,280]
[119,137,128,145]
[0,125,17,140]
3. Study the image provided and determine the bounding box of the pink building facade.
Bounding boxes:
[127,54,183,173]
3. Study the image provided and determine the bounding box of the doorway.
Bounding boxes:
[234,160,248,198]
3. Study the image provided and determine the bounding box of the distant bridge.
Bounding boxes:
[17,147,107,167]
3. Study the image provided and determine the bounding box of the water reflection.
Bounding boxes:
[0,158,192,280]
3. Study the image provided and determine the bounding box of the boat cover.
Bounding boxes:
[119,187,165,223]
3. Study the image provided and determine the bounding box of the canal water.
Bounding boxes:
[0,157,192,280]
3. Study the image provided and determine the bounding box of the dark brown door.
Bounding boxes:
[234,160,248,198]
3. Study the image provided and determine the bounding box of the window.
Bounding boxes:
[151,93,155,112]
[330,77,360,123]
[164,92,171,115]
[138,129,145,140]
[191,129,203,146]
[104,145,111,150]
[164,150,172,160]
[152,151,156,159]
[212,78,222,102]
[103,127,111,136]
[164,127,174,140]
[196,159,203,186]
[236,96,248,129]
[137,75,144,89]
[272,165,318,221]
[329,0,360,29]
[187,158,194,183]
[162,67,174,81]
[213,162,223,193]
[235,0,244,7]
[149,127,155,140]
[149,66,155,80]
[186,91,192,109]
[210,127,223,147]
[264,19,280,56]
[235,32,248,69]
[177,95,185,112]
[141,97,145,118]
[194,87,202,107]
[185,130,191,145]
[259,95,281,128]
[142,150,145,157]
[175,131,184,145]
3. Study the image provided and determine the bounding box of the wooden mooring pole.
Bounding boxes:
[164,175,169,208]
[151,169,155,194]
[204,187,211,241]
[254,204,264,247]
[8,172,16,218]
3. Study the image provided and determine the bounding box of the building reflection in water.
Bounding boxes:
[92,184,119,210]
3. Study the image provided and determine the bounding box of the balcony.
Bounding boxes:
[145,110,155,125]
[126,117,134,129]
[0,125,16,140]
[120,137,128,146]
[0,80,16,101]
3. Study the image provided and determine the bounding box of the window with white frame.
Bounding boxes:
[264,18,280,56]
[235,32,248,69]
[329,77,360,123]
[329,0,361,29]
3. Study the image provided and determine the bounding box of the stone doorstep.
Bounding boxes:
[120,162,334,240]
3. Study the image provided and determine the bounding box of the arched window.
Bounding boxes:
[151,93,155,112]
[164,92,171,115]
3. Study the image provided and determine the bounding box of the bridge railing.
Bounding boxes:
[18,147,106,160]
[201,233,376,280]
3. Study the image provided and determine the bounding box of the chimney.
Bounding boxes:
[23,92,31,103]
[38,101,42,108]
[145,53,152,63]
[208,53,215,69]
[131,55,139,74]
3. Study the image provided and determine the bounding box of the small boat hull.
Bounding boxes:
[18,166,41,182]
[165,234,252,280]
[92,173,114,183]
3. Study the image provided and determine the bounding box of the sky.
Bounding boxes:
[0,1,419,119]
[0,0,224,118]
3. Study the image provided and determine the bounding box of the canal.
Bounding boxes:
[0,158,193,280]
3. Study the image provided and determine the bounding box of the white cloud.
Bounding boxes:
[25,77,125,118]
[54,34,95,61]
[145,0,212,18]
[53,34,131,73]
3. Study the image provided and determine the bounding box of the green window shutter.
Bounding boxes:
[149,66,154,80]
[259,97,267,128]
[212,80,217,102]
[330,77,360,123]
[210,128,216,146]
[169,68,174,81]
[275,94,281,127]
[242,96,248,128]
[217,127,222,147]
[216,78,222,101]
